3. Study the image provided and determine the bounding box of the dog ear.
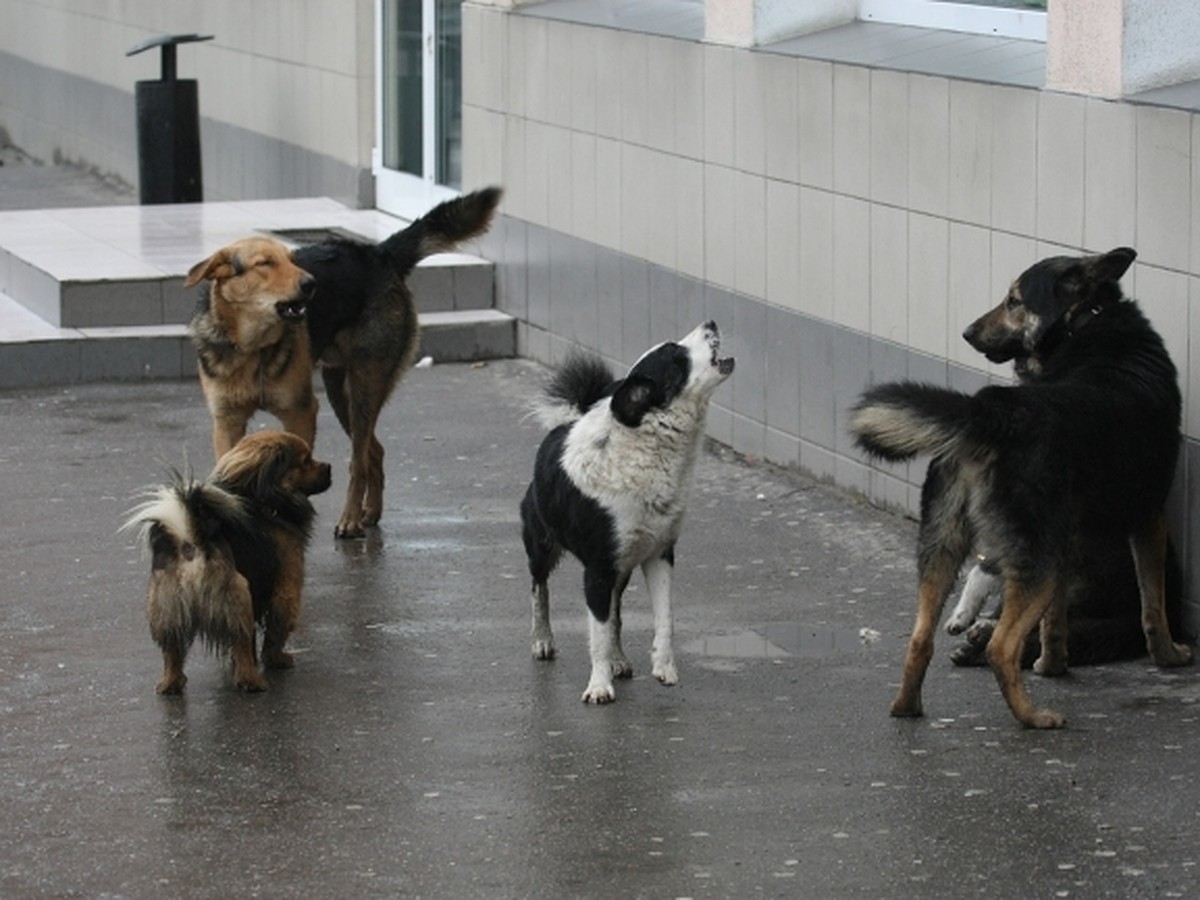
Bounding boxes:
[184,250,238,288]
[611,375,657,428]
[1092,247,1136,282]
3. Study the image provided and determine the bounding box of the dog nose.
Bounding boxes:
[962,321,978,344]
[300,275,316,299]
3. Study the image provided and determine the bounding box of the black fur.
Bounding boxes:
[294,186,504,358]
[850,247,1191,727]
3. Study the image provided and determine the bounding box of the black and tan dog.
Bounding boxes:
[126,431,331,694]
[851,247,1192,728]
[185,187,502,538]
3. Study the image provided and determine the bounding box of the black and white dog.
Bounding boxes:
[520,322,735,703]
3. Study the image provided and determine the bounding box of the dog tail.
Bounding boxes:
[379,186,504,277]
[123,473,248,558]
[530,352,616,430]
[850,381,979,462]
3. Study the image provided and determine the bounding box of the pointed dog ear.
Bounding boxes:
[611,375,657,428]
[1091,246,1136,282]
[184,249,237,287]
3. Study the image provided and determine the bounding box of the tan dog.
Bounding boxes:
[185,187,503,537]
[126,431,331,693]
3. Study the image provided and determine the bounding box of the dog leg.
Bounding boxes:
[891,575,951,718]
[227,583,267,692]
[986,579,1064,728]
[946,562,997,635]
[212,415,248,460]
[581,569,628,702]
[1130,516,1193,668]
[230,639,268,692]
[583,612,620,703]
[531,580,555,660]
[155,641,189,695]
[1033,589,1069,676]
[275,392,319,457]
[643,553,678,686]
[362,435,385,527]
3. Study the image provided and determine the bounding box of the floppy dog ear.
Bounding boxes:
[611,375,657,428]
[184,249,239,288]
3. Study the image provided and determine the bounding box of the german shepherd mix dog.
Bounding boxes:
[521,322,735,703]
[186,187,502,538]
[125,432,331,694]
[851,247,1192,728]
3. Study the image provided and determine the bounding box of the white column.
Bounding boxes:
[1047,0,1200,98]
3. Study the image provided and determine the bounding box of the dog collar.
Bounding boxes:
[1064,298,1114,335]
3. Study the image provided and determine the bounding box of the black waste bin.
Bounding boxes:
[126,33,213,204]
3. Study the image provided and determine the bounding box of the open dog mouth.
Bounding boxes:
[276,299,307,321]
[706,326,735,376]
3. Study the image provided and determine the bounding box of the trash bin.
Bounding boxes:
[126,33,213,205]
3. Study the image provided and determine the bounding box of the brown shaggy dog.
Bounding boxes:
[185,187,502,538]
[126,431,331,694]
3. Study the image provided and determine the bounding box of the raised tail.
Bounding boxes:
[379,186,503,277]
[123,472,248,559]
[849,381,977,462]
[530,352,616,430]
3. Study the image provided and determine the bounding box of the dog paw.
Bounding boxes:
[582,682,616,704]
[233,670,268,692]
[949,642,988,667]
[1151,641,1194,668]
[155,674,187,695]
[1022,708,1066,729]
[610,655,633,679]
[889,695,923,718]
[652,658,678,685]
[945,613,972,635]
[1032,654,1067,677]
[334,520,367,540]
[531,638,556,661]
[264,649,295,670]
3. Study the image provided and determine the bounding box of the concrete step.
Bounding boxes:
[0,293,515,390]
[0,198,514,387]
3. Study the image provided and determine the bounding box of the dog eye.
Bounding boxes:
[257,258,276,269]
[1006,294,1020,310]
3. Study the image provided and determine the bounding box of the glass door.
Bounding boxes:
[375,0,462,217]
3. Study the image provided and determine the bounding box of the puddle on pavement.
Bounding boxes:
[684,624,877,659]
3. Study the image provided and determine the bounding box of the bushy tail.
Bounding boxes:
[530,352,615,430]
[123,472,247,553]
[849,381,977,462]
[379,186,503,277]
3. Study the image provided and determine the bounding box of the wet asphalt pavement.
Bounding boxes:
[1,362,1198,899]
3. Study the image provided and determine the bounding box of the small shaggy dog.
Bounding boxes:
[126,431,331,694]
[520,322,734,703]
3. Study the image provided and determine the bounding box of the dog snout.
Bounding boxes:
[307,462,333,496]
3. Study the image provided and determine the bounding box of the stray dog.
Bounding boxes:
[186,187,503,538]
[125,431,331,694]
[850,247,1192,728]
[520,322,735,703]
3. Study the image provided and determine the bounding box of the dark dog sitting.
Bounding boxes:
[126,431,331,694]
[946,537,1188,668]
